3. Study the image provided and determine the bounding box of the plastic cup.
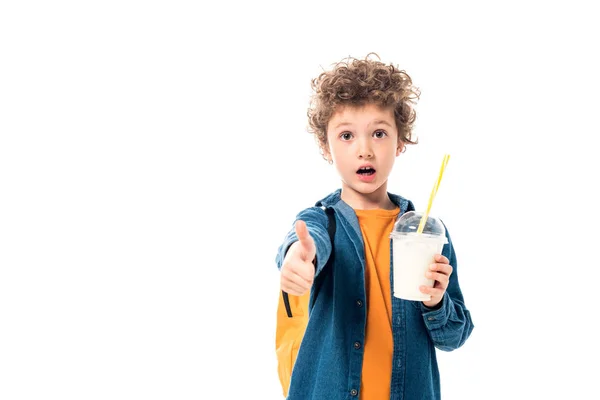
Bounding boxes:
[390,211,448,301]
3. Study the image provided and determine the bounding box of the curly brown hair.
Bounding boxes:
[308,53,420,159]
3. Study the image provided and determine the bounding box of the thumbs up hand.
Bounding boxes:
[280,220,317,296]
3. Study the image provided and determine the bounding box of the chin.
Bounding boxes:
[351,182,385,194]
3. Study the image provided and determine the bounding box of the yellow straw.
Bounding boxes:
[417,154,450,234]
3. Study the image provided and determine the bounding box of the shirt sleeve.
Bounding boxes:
[275,207,333,276]
[420,225,474,351]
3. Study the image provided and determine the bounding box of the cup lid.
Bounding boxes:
[390,211,447,241]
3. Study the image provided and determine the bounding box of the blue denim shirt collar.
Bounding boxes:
[314,188,415,251]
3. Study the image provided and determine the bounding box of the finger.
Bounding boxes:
[419,285,445,298]
[295,220,314,248]
[281,269,311,290]
[434,254,449,264]
[429,263,453,276]
[282,280,309,296]
[425,271,450,287]
[282,268,313,288]
[293,264,315,283]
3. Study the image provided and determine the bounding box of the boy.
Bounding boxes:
[275,54,474,400]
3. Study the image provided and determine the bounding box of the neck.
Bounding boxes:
[340,181,396,210]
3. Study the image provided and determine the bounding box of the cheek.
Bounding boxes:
[325,136,337,155]
[329,141,345,157]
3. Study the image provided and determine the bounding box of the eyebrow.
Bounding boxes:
[333,122,353,129]
[371,120,393,127]
[333,120,393,130]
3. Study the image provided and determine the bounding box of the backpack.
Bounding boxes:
[275,207,336,398]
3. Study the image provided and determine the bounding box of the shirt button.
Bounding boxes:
[356,300,363,307]
[353,341,361,350]
[350,389,358,396]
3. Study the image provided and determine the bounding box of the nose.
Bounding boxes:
[357,138,373,159]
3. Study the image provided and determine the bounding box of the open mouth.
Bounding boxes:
[357,167,376,176]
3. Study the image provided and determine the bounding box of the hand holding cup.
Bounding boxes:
[419,254,453,308]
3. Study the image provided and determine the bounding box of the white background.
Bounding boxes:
[1,1,599,399]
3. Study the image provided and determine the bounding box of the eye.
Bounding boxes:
[340,132,353,141]
[373,130,387,139]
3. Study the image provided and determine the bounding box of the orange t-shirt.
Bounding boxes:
[354,207,400,400]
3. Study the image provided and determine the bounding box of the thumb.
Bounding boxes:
[295,220,315,256]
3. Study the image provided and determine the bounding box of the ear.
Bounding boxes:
[396,143,405,156]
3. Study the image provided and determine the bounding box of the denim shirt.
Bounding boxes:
[275,189,474,400]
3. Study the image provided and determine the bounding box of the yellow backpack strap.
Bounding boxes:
[281,207,336,317]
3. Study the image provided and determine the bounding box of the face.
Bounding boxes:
[324,103,403,204]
